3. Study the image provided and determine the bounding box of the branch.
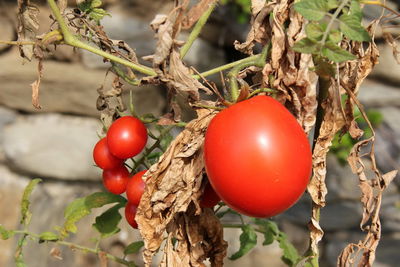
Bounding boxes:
[46,0,156,76]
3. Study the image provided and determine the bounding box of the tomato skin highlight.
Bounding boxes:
[125,202,138,229]
[126,170,147,206]
[200,181,221,208]
[93,138,124,170]
[102,165,130,195]
[204,95,312,218]
[107,116,148,159]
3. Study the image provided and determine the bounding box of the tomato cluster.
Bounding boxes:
[92,116,148,228]
[204,95,312,218]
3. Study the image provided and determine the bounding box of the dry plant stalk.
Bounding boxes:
[136,109,227,267]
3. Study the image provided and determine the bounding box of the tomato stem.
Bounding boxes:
[47,0,157,77]
[180,1,217,59]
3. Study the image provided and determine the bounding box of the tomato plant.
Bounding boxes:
[204,95,312,218]
[107,116,148,159]
[126,170,147,206]
[102,165,130,195]
[93,137,124,170]
[125,202,138,229]
[200,180,221,208]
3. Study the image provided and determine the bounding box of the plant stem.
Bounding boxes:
[132,125,174,170]
[13,230,134,266]
[320,0,350,45]
[0,40,36,45]
[46,0,156,76]
[222,223,264,234]
[180,1,217,59]
[193,55,259,79]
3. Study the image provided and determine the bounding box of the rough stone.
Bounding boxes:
[0,15,15,53]
[0,106,17,163]
[358,79,400,108]
[282,197,363,231]
[0,48,165,117]
[3,113,103,181]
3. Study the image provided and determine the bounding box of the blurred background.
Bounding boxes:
[0,0,399,266]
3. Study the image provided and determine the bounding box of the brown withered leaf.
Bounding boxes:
[383,32,400,64]
[136,110,227,266]
[98,251,108,267]
[182,0,218,29]
[31,45,44,109]
[17,0,39,60]
[49,247,62,260]
[150,15,174,67]
[234,0,273,55]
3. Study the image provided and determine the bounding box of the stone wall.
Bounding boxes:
[0,1,399,267]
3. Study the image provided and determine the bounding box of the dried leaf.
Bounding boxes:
[136,110,227,266]
[31,45,44,109]
[98,251,108,267]
[182,0,217,29]
[17,0,39,60]
[383,32,400,64]
[49,247,62,260]
[150,15,174,66]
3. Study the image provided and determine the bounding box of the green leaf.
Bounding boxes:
[60,192,126,239]
[78,0,92,12]
[20,178,42,226]
[314,57,336,78]
[305,23,326,41]
[292,38,320,54]
[93,204,123,238]
[39,231,59,243]
[321,42,357,63]
[339,14,370,42]
[91,0,102,8]
[329,30,342,43]
[294,0,329,21]
[0,225,14,240]
[124,241,144,255]
[90,8,109,22]
[327,0,339,10]
[277,233,300,266]
[229,225,257,260]
[254,219,279,246]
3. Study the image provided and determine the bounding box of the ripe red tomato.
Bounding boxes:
[93,138,124,170]
[126,170,147,206]
[102,165,130,195]
[200,181,221,208]
[125,202,138,229]
[204,95,312,218]
[107,116,148,159]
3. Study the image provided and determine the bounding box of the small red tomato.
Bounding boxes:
[204,95,312,218]
[107,116,148,159]
[126,170,147,206]
[102,165,130,195]
[93,138,124,170]
[200,181,221,208]
[125,202,138,229]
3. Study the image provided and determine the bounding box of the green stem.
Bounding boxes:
[320,0,349,45]
[193,55,259,79]
[180,1,217,59]
[132,125,175,170]
[228,44,270,101]
[248,88,277,98]
[222,223,264,234]
[47,0,156,76]
[13,230,134,266]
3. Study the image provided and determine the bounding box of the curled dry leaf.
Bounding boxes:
[136,109,227,267]
[383,32,400,64]
[181,0,218,29]
[31,45,44,109]
[17,0,39,60]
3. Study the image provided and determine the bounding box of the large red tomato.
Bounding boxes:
[204,95,312,218]
[125,202,138,229]
[107,116,148,159]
